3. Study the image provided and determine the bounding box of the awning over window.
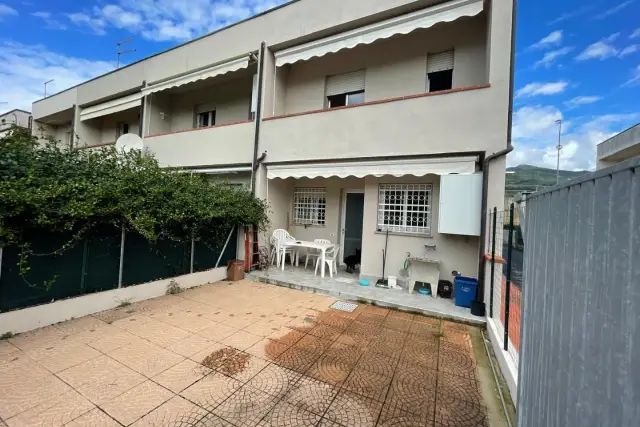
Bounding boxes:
[266,157,477,179]
[143,56,250,95]
[80,93,142,121]
[274,0,483,67]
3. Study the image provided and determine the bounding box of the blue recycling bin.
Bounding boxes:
[454,276,478,308]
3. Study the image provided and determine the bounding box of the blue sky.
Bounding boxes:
[1,0,639,170]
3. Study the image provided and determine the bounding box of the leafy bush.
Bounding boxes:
[0,127,268,276]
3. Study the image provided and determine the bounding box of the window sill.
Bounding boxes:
[374,230,433,238]
[292,224,326,228]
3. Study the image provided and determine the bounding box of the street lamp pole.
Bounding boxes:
[555,119,563,185]
[44,79,54,98]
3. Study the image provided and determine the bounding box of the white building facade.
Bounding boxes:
[31,0,515,302]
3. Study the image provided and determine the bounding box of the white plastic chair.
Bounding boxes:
[305,239,332,269]
[272,229,296,267]
[315,244,340,278]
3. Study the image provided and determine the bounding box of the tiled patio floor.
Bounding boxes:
[0,280,502,427]
[249,266,484,326]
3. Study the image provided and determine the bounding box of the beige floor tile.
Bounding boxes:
[65,408,122,427]
[180,372,242,411]
[220,330,263,351]
[0,341,21,358]
[75,362,146,405]
[111,313,154,330]
[126,320,191,348]
[167,334,212,358]
[152,359,211,393]
[109,340,184,378]
[197,323,238,342]
[58,355,126,389]
[245,338,290,361]
[8,326,67,352]
[131,395,208,427]
[0,352,50,389]
[33,342,102,373]
[243,319,284,337]
[153,311,216,333]
[0,374,71,419]
[86,328,142,353]
[189,342,230,365]
[212,384,279,426]
[227,354,270,383]
[101,380,174,426]
[5,389,94,427]
[218,314,260,330]
[54,316,108,335]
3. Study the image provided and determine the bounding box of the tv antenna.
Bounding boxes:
[117,38,136,69]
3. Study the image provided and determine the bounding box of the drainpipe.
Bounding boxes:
[250,42,266,196]
[475,0,517,315]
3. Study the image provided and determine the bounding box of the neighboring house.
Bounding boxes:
[31,0,514,292]
[596,123,640,170]
[0,109,31,137]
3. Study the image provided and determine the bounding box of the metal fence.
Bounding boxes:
[487,203,522,366]
[0,225,238,311]
[517,158,640,427]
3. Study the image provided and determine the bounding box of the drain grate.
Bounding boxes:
[330,301,359,312]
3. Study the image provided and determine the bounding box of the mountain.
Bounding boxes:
[506,164,588,194]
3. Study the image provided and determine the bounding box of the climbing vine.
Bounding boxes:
[0,126,268,283]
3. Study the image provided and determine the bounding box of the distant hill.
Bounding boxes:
[506,164,588,194]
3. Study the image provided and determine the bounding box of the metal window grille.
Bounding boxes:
[293,188,326,226]
[377,184,432,234]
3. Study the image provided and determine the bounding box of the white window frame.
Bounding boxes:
[377,183,432,235]
[293,188,327,227]
[327,91,365,108]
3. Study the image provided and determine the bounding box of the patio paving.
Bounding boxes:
[0,280,506,427]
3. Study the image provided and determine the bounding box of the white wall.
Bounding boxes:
[266,174,480,283]
[282,14,487,114]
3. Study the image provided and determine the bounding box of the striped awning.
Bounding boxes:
[274,0,483,66]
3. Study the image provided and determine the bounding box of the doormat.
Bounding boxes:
[330,301,359,312]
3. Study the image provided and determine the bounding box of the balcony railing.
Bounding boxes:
[261,85,495,163]
[144,120,255,168]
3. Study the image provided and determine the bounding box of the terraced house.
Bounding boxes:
[31,0,515,307]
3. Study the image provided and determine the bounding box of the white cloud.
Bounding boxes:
[510,105,640,170]
[565,96,602,108]
[0,41,115,111]
[548,6,594,25]
[576,34,621,60]
[516,81,569,98]
[531,31,563,49]
[534,47,574,68]
[624,65,640,86]
[66,12,107,35]
[0,3,18,18]
[31,11,68,30]
[632,28,640,39]
[592,0,635,20]
[65,0,287,42]
[619,45,638,57]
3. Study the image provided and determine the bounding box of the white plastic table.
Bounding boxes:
[280,240,334,278]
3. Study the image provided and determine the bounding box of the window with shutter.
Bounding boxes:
[325,70,366,108]
[427,50,454,93]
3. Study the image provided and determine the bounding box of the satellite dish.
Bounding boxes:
[115,133,143,153]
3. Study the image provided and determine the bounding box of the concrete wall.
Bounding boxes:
[262,85,497,163]
[282,14,487,114]
[144,121,255,168]
[145,92,172,136]
[35,0,448,114]
[265,174,480,283]
[0,267,228,336]
[0,110,31,134]
[518,158,640,427]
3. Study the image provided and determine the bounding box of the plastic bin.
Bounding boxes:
[454,276,478,308]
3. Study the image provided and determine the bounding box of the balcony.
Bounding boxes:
[144,121,255,168]
[261,85,497,163]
